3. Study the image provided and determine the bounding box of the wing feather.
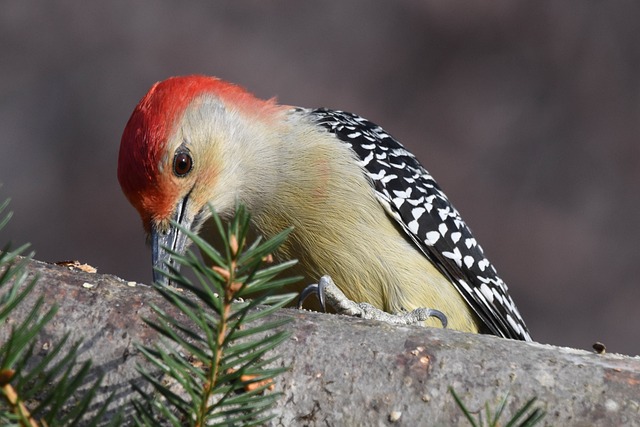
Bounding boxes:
[304,108,531,341]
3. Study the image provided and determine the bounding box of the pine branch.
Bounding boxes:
[449,387,545,427]
[134,204,298,426]
[0,199,119,426]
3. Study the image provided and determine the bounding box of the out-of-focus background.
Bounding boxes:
[1,1,639,355]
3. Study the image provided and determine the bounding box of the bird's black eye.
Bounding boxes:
[173,151,193,177]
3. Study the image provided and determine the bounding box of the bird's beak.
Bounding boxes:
[151,198,194,286]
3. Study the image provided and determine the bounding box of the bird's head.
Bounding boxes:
[117,75,281,284]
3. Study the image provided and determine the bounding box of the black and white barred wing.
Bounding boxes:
[308,108,531,341]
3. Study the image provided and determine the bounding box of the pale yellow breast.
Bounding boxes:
[248,128,481,333]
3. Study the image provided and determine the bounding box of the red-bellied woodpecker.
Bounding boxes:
[118,75,531,341]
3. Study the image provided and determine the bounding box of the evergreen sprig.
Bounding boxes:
[133,204,299,426]
[450,386,546,427]
[0,198,119,426]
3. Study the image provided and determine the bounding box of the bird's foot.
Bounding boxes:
[297,275,448,327]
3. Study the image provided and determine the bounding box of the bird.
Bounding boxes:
[117,75,531,341]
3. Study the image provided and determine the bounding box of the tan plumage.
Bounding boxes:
[119,75,531,340]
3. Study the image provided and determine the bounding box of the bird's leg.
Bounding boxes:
[297,275,448,327]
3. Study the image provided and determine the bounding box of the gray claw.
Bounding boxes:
[297,278,328,311]
[416,308,448,328]
[297,275,448,329]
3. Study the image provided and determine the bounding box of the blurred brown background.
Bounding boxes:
[1,1,639,355]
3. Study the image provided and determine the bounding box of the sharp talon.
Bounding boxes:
[297,277,329,312]
[316,276,329,311]
[297,284,318,309]
[428,309,448,329]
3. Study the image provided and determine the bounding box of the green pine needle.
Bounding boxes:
[449,386,546,427]
[135,203,299,425]
[0,198,117,425]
